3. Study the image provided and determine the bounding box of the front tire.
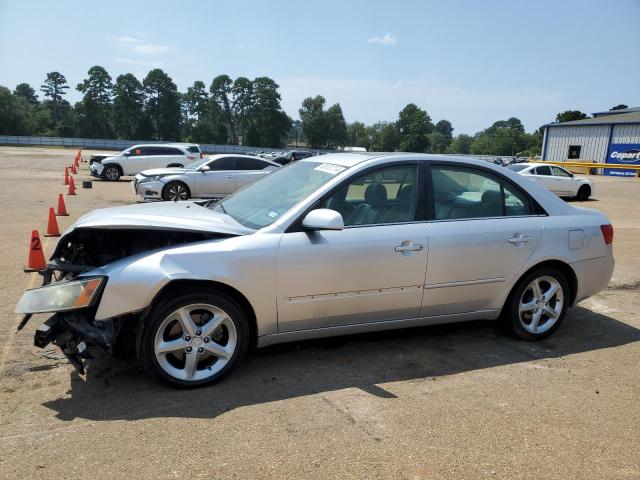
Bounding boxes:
[162,181,190,201]
[140,290,249,388]
[103,165,121,182]
[502,267,569,341]
[576,185,591,201]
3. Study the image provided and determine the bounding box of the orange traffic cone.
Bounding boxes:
[44,207,61,237]
[63,167,69,185]
[71,163,78,175]
[68,176,76,195]
[56,193,69,216]
[24,230,47,272]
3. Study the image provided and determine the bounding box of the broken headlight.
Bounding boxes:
[15,277,105,314]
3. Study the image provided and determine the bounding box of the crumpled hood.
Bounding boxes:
[138,167,191,176]
[69,201,254,236]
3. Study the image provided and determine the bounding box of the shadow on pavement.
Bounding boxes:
[43,306,640,421]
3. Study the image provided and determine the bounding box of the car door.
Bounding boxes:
[421,164,543,317]
[528,165,560,194]
[143,146,168,169]
[235,157,277,190]
[194,156,236,197]
[551,166,577,196]
[122,146,149,174]
[277,163,429,332]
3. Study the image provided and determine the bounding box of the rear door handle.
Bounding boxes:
[395,242,423,254]
[508,234,531,244]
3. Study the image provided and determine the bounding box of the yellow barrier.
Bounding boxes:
[528,159,640,175]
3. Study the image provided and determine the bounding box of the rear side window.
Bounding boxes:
[535,166,551,176]
[208,157,235,170]
[431,166,531,220]
[145,146,165,156]
[165,147,185,156]
[236,158,270,170]
[186,146,200,153]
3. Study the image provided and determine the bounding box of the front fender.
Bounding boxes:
[93,233,281,336]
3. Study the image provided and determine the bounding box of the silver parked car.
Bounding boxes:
[132,154,281,202]
[16,153,614,387]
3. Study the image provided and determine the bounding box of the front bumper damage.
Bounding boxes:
[34,311,116,374]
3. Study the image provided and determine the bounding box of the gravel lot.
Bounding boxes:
[0,146,638,480]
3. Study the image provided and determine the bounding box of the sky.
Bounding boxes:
[1,0,639,134]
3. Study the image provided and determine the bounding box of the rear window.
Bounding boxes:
[236,158,271,170]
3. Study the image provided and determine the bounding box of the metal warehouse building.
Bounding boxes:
[541,107,640,176]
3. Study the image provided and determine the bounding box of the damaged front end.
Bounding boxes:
[17,227,223,374]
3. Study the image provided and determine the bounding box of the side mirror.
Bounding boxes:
[302,209,344,231]
[123,151,131,156]
[198,165,210,172]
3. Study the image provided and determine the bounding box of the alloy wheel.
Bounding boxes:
[167,184,188,201]
[105,167,120,181]
[518,276,564,334]
[153,303,237,382]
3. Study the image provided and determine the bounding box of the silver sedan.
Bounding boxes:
[16,153,614,387]
[132,154,281,202]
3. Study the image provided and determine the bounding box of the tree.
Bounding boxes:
[250,77,291,147]
[447,134,473,154]
[40,72,69,124]
[113,73,147,139]
[434,119,453,142]
[210,75,236,143]
[366,121,400,151]
[325,103,347,147]
[555,110,587,123]
[299,95,328,148]
[231,77,253,144]
[427,131,449,153]
[76,66,114,138]
[13,83,38,105]
[347,121,369,148]
[143,69,181,140]
[0,86,42,135]
[471,117,528,156]
[610,104,628,111]
[397,103,432,152]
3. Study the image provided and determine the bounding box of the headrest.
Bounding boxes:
[364,182,387,207]
[397,184,414,203]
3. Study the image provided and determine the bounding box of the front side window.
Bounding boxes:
[551,166,571,177]
[208,157,235,171]
[431,166,531,220]
[322,165,418,226]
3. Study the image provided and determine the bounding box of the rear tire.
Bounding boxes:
[162,181,190,201]
[103,165,121,182]
[576,185,591,201]
[139,290,249,388]
[501,267,569,341]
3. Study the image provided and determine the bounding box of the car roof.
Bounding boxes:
[128,144,189,150]
[206,153,280,165]
[512,162,562,169]
[299,152,516,169]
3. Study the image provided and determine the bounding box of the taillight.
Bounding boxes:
[200,152,203,159]
[600,224,613,245]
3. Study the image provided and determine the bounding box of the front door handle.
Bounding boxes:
[395,241,423,255]
[508,234,531,244]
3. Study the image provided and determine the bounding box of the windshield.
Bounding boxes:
[211,161,346,229]
[507,164,529,172]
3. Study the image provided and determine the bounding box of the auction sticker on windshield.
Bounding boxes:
[314,164,346,175]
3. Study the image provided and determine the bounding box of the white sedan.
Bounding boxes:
[507,163,594,200]
[132,154,281,202]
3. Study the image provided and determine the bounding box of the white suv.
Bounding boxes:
[90,144,199,181]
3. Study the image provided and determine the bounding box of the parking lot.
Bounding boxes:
[0,146,639,479]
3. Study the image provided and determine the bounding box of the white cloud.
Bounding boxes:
[237,44,247,50]
[113,57,166,69]
[367,32,398,45]
[110,35,171,56]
